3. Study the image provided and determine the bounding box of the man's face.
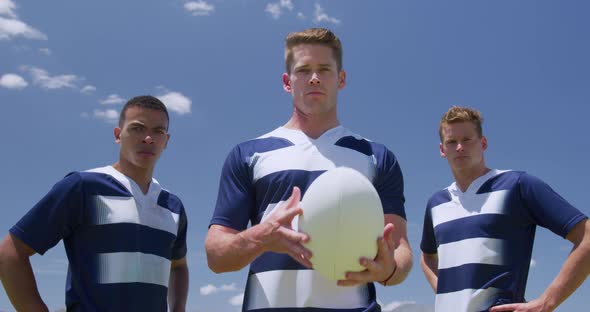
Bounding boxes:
[115,106,170,171]
[282,44,346,116]
[439,121,487,173]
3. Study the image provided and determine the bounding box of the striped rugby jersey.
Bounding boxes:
[420,169,587,312]
[211,126,406,312]
[10,166,188,311]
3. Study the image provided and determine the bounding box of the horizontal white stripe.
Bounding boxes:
[95,195,179,235]
[250,145,375,183]
[245,270,368,310]
[431,190,509,227]
[436,287,501,312]
[97,252,170,287]
[438,238,505,269]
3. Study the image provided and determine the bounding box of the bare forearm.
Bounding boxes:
[420,253,438,292]
[168,265,189,312]
[387,240,413,285]
[0,256,48,311]
[205,223,273,273]
[539,226,590,310]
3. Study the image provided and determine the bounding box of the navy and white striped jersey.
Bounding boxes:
[420,169,587,312]
[10,166,188,312]
[211,126,406,312]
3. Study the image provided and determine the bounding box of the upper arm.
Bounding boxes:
[565,218,590,245]
[170,257,188,270]
[0,234,36,260]
[205,224,239,251]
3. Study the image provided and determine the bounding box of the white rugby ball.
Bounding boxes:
[299,167,384,281]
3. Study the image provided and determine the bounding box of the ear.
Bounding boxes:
[439,143,447,158]
[164,133,170,149]
[282,73,292,93]
[481,135,488,151]
[338,70,346,89]
[114,127,122,144]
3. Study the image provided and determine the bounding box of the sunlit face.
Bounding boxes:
[439,121,487,173]
[282,44,346,117]
[115,106,170,171]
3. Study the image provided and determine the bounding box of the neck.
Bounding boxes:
[112,158,154,194]
[452,165,491,192]
[284,108,339,139]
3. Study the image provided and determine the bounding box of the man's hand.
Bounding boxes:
[337,223,396,286]
[256,186,313,268]
[489,298,549,312]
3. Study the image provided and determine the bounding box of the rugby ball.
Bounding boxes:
[299,167,384,281]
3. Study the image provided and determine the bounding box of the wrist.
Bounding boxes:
[379,259,397,286]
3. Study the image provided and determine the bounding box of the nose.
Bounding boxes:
[308,72,320,85]
[456,143,464,152]
[143,134,154,144]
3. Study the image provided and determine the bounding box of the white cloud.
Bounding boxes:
[265,0,294,19]
[265,3,282,19]
[0,0,16,17]
[381,301,434,312]
[229,293,244,306]
[313,3,340,25]
[81,85,97,94]
[0,73,28,89]
[0,0,17,18]
[39,47,51,55]
[22,66,78,89]
[200,283,238,296]
[0,16,47,40]
[100,94,125,105]
[184,1,214,16]
[157,91,192,115]
[530,258,536,268]
[297,12,305,20]
[93,109,119,123]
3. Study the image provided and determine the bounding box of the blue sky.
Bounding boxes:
[1,0,589,311]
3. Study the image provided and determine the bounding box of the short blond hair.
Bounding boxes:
[284,28,343,74]
[439,106,484,142]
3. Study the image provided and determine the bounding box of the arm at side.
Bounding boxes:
[0,233,49,312]
[168,257,189,312]
[421,252,438,292]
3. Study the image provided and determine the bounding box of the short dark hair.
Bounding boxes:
[284,28,343,74]
[119,95,169,129]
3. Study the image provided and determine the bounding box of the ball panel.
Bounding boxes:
[299,167,384,281]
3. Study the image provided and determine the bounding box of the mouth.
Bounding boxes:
[138,151,156,156]
[306,90,325,96]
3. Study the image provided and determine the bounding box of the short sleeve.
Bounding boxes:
[372,146,406,219]
[172,208,188,260]
[9,172,84,255]
[210,145,255,231]
[420,204,437,254]
[519,173,587,238]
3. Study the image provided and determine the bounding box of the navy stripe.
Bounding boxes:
[247,304,378,312]
[240,136,295,157]
[157,190,183,214]
[253,170,324,224]
[334,136,373,156]
[82,223,176,259]
[434,214,517,245]
[427,189,452,209]
[477,171,521,194]
[437,263,514,294]
[250,252,308,273]
[67,282,167,312]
